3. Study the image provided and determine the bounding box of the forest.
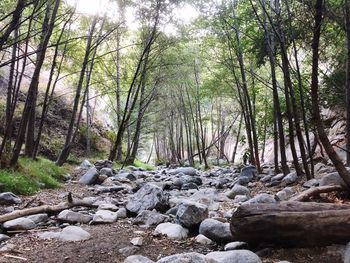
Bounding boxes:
[1,0,350,262]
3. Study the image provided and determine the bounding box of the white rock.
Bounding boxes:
[131,237,143,246]
[38,226,90,242]
[195,234,214,245]
[93,210,118,223]
[206,250,261,263]
[124,255,155,263]
[3,217,36,230]
[154,223,188,240]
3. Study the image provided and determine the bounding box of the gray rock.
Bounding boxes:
[134,210,167,226]
[344,242,350,263]
[239,166,257,181]
[80,159,92,168]
[94,160,113,170]
[271,173,285,182]
[119,246,140,257]
[57,209,92,224]
[173,167,198,176]
[157,252,216,263]
[303,178,319,188]
[0,234,10,242]
[199,219,234,243]
[0,192,21,205]
[237,176,250,186]
[98,203,119,211]
[206,250,261,263]
[38,226,90,242]
[233,195,249,203]
[92,210,118,223]
[3,217,36,230]
[224,242,248,251]
[100,167,114,177]
[116,208,127,219]
[154,223,189,240]
[281,172,298,186]
[176,201,208,228]
[226,185,250,199]
[181,182,199,190]
[275,187,294,201]
[126,183,169,215]
[260,175,272,183]
[195,234,214,245]
[244,193,276,204]
[26,213,49,224]
[131,237,143,246]
[79,167,99,185]
[319,172,347,188]
[124,255,155,263]
[119,172,137,181]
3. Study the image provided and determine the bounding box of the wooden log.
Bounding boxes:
[290,185,344,201]
[0,194,97,223]
[230,201,350,247]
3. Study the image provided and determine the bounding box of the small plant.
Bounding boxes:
[133,159,155,171]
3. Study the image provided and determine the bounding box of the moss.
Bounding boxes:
[0,157,67,195]
[133,159,155,171]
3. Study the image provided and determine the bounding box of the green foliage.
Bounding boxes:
[133,159,155,171]
[0,157,66,195]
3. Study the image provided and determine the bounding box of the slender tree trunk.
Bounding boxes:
[346,0,350,167]
[232,114,243,163]
[311,0,350,187]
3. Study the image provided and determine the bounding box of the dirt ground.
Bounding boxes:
[0,181,346,263]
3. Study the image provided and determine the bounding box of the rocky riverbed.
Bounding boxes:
[0,160,348,262]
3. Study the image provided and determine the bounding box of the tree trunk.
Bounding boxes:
[310,0,350,187]
[346,0,350,167]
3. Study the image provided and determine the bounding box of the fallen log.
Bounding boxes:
[231,201,350,247]
[0,193,97,223]
[290,185,345,201]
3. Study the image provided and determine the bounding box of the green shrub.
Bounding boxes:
[133,159,155,171]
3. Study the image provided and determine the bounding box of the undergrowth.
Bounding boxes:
[0,157,67,195]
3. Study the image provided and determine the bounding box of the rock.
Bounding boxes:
[0,192,21,205]
[57,210,92,224]
[244,193,276,204]
[92,210,118,223]
[173,167,198,176]
[281,172,298,186]
[126,183,169,215]
[119,246,140,257]
[134,210,167,226]
[303,178,319,188]
[275,187,294,201]
[239,166,257,181]
[38,226,90,242]
[199,219,234,243]
[260,175,272,183]
[94,160,113,170]
[131,237,143,246]
[233,195,249,203]
[124,255,155,263]
[116,208,127,219]
[237,176,250,186]
[26,213,49,224]
[344,242,350,263]
[181,182,199,190]
[206,250,261,263]
[3,217,36,230]
[95,185,125,194]
[119,172,137,181]
[226,185,250,199]
[271,173,285,182]
[157,252,216,263]
[195,234,214,245]
[80,159,92,168]
[79,167,99,185]
[154,223,189,240]
[0,234,10,242]
[319,172,347,188]
[100,167,114,177]
[176,201,208,228]
[224,241,248,251]
[98,203,119,211]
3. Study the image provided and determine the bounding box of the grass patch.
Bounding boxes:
[133,159,155,171]
[0,157,67,195]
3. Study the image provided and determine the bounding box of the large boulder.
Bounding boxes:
[239,166,257,182]
[126,183,169,215]
[157,252,216,263]
[176,201,208,228]
[92,210,118,223]
[319,172,347,188]
[57,210,92,224]
[281,172,298,186]
[206,250,261,263]
[79,167,99,185]
[154,223,188,240]
[244,193,276,204]
[0,192,21,205]
[199,219,234,243]
[3,217,36,230]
